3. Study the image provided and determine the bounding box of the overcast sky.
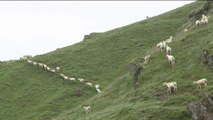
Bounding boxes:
[0,1,194,61]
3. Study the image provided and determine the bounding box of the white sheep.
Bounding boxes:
[46,67,51,71]
[202,14,208,21]
[85,82,93,87]
[78,78,85,83]
[33,62,38,66]
[96,88,102,93]
[166,55,175,66]
[95,84,100,89]
[163,81,177,93]
[184,29,188,32]
[27,60,33,64]
[38,63,44,67]
[193,78,207,89]
[166,46,172,55]
[63,76,69,80]
[69,78,76,81]
[43,64,47,69]
[95,84,102,93]
[144,55,151,64]
[50,69,56,73]
[196,20,201,26]
[165,36,173,44]
[83,106,91,114]
[162,41,167,50]
[60,73,65,77]
[157,42,163,51]
[201,17,208,25]
[56,66,60,71]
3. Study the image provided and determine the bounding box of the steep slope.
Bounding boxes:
[0,1,212,120]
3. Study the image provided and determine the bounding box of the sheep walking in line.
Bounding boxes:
[63,76,69,80]
[33,62,38,66]
[78,78,85,83]
[193,78,207,89]
[27,60,33,64]
[69,78,76,81]
[166,55,175,66]
[163,81,177,93]
[38,63,44,67]
[166,46,172,55]
[85,82,93,87]
[50,69,56,73]
[56,66,60,71]
[144,55,151,64]
[184,29,188,32]
[83,106,91,114]
[96,88,102,93]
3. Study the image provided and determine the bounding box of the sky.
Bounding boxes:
[0,1,194,61]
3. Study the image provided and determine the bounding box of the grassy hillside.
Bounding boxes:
[0,1,213,120]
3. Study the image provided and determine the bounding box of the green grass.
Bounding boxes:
[0,1,213,120]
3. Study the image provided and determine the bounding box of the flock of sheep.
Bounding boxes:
[195,14,209,26]
[83,14,210,114]
[142,14,210,94]
[26,60,101,114]
[21,14,210,115]
[26,61,101,90]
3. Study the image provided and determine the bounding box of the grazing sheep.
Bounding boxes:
[83,106,91,114]
[78,78,85,83]
[166,46,172,55]
[144,55,151,64]
[27,60,33,64]
[85,82,93,87]
[196,20,201,26]
[166,55,175,66]
[165,36,173,44]
[163,81,177,93]
[193,78,207,89]
[56,66,60,71]
[95,84,101,93]
[69,78,76,81]
[200,18,208,26]
[60,73,65,77]
[162,41,167,50]
[157,42,163,51]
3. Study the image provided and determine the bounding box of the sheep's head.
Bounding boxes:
[193,81,197,84]
[163,82,166,86]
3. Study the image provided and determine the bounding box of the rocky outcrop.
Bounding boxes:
[188,101,208,120]
[83,32,99,41]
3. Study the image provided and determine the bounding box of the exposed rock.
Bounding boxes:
[200,49,209,64]
[188,1,213,21]
[128,58,143,90]
[83,32,99,41]
[188,101,208,120]
[207,55,213,71]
